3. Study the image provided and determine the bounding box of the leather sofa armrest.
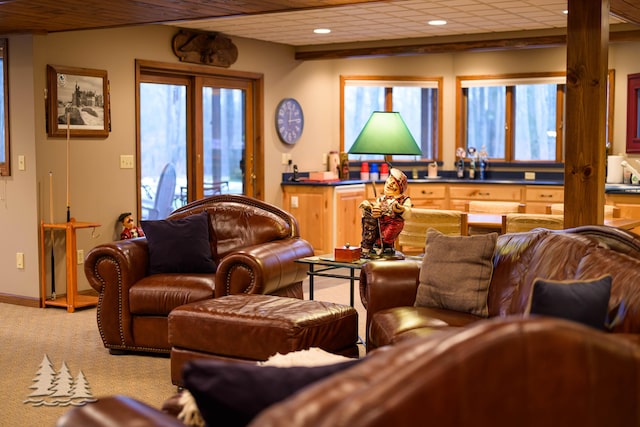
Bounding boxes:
[56,395,184,427]
[359,259,421,337]
[215,237,314,298]
[84,237,149,294]
[84,238,150,348]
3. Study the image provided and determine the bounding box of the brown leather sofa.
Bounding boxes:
[361,225,640,351]
[84,195,313,355]
[56,316,640,427]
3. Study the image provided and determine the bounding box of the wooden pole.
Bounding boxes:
[564,0,609,227]
[66,111,71,222]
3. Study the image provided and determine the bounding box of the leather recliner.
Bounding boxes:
[84,195,314,355]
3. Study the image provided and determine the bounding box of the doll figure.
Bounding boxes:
[118,212,145,240]
[359,167,411,258]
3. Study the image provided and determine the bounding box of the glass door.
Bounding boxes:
[139,77,188,220]
[196,76,253,200]
[137,62,261,220]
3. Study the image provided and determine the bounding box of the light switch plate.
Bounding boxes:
[120,155,134,169]
[18,155,25,171]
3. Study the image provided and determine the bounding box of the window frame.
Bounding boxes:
[457,70,615,164]
[456,72,566,163]
[340,75,443,161]
[0,39,9,176]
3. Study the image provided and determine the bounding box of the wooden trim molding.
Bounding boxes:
[295,29,640,61]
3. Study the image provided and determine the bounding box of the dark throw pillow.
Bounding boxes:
[182,358,361,427]
[415,228,497,317]
[141,211,217,274]
[526,275,612,330]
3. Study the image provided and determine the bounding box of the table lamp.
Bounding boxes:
[348,111,421,157]
[349,111,420,260]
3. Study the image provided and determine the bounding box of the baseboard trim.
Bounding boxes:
[0,289,98,308]
[0,294,40,308]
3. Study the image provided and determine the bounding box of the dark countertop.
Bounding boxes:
[281,178,564,186]
[282,176,640,194]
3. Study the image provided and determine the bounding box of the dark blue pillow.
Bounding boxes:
[183,357,361,427]
[141,211,217,274]
[528,275,612,330]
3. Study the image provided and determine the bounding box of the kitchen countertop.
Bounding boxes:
[282,177,640,194]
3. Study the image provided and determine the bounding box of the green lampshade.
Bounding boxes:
[348,111,421,155]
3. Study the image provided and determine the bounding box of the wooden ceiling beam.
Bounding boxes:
[611,0,640,25]
[294,29,640,61]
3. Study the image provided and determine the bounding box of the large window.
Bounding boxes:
[341,76,442,161]
[458,71,615,163]
[458,73,566,162]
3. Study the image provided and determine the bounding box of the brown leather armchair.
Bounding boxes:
[84,195,313,355]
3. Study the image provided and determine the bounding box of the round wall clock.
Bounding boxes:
[276,98,304,145]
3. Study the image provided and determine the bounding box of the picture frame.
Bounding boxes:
[46,65,110,138]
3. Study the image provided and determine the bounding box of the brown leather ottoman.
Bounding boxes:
[168,294,359,385]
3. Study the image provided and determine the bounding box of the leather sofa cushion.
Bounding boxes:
[129,274,215,315]
[206,203,291,262]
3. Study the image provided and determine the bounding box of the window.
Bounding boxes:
[459,71,615,163]
[0,39,9,176]
[341,76,442,161]
[458,73,566,163]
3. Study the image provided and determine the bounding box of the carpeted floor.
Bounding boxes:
[0,271,362,426]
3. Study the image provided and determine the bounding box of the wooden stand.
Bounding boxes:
[40,218,100,312]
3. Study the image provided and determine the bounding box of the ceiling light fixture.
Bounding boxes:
[428,19,447,26]
[313,28,331,34]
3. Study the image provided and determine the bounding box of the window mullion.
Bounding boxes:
[505,86,514,162]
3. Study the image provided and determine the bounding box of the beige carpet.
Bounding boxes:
[0,270,362,426]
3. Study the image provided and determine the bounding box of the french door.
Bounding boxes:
[136,60,263,220]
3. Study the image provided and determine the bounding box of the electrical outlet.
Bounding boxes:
[291,195,299,209]
[120,155,134,169]
[524,171,536,180]
[77,249,84,264]
[16,252,24,269]
[281,153,288,165]
[322,153,327,165]
[18,155,25,171]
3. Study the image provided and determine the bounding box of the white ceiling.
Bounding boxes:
[173,0,627,47]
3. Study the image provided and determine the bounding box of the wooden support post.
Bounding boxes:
[564,0,609,227]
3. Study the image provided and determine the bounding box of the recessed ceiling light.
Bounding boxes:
[314,28,331,34]
[428,20,447,26]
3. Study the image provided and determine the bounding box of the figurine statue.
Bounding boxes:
[118,212,145,240]
[359,168,411,258]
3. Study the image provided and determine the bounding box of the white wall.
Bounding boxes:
[1,24,638,302]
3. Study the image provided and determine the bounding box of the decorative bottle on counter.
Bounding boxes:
[467,147,477,180]
[478,146,489,180]
[456,159,465,178]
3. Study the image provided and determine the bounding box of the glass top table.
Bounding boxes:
[295,254,422,307]
[295,255,367,307]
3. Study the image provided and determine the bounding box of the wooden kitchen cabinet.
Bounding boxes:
[448,184,523,211]
[525,185,564,213]
[407,184,448,209]
[282,184,365,255]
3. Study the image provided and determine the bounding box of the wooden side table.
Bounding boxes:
[40,218,100,312]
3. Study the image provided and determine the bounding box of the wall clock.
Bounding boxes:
[276,98,304,145]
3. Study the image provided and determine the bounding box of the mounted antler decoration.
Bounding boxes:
[172,29,238,68]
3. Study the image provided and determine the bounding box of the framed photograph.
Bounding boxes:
[46,65,110,138]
